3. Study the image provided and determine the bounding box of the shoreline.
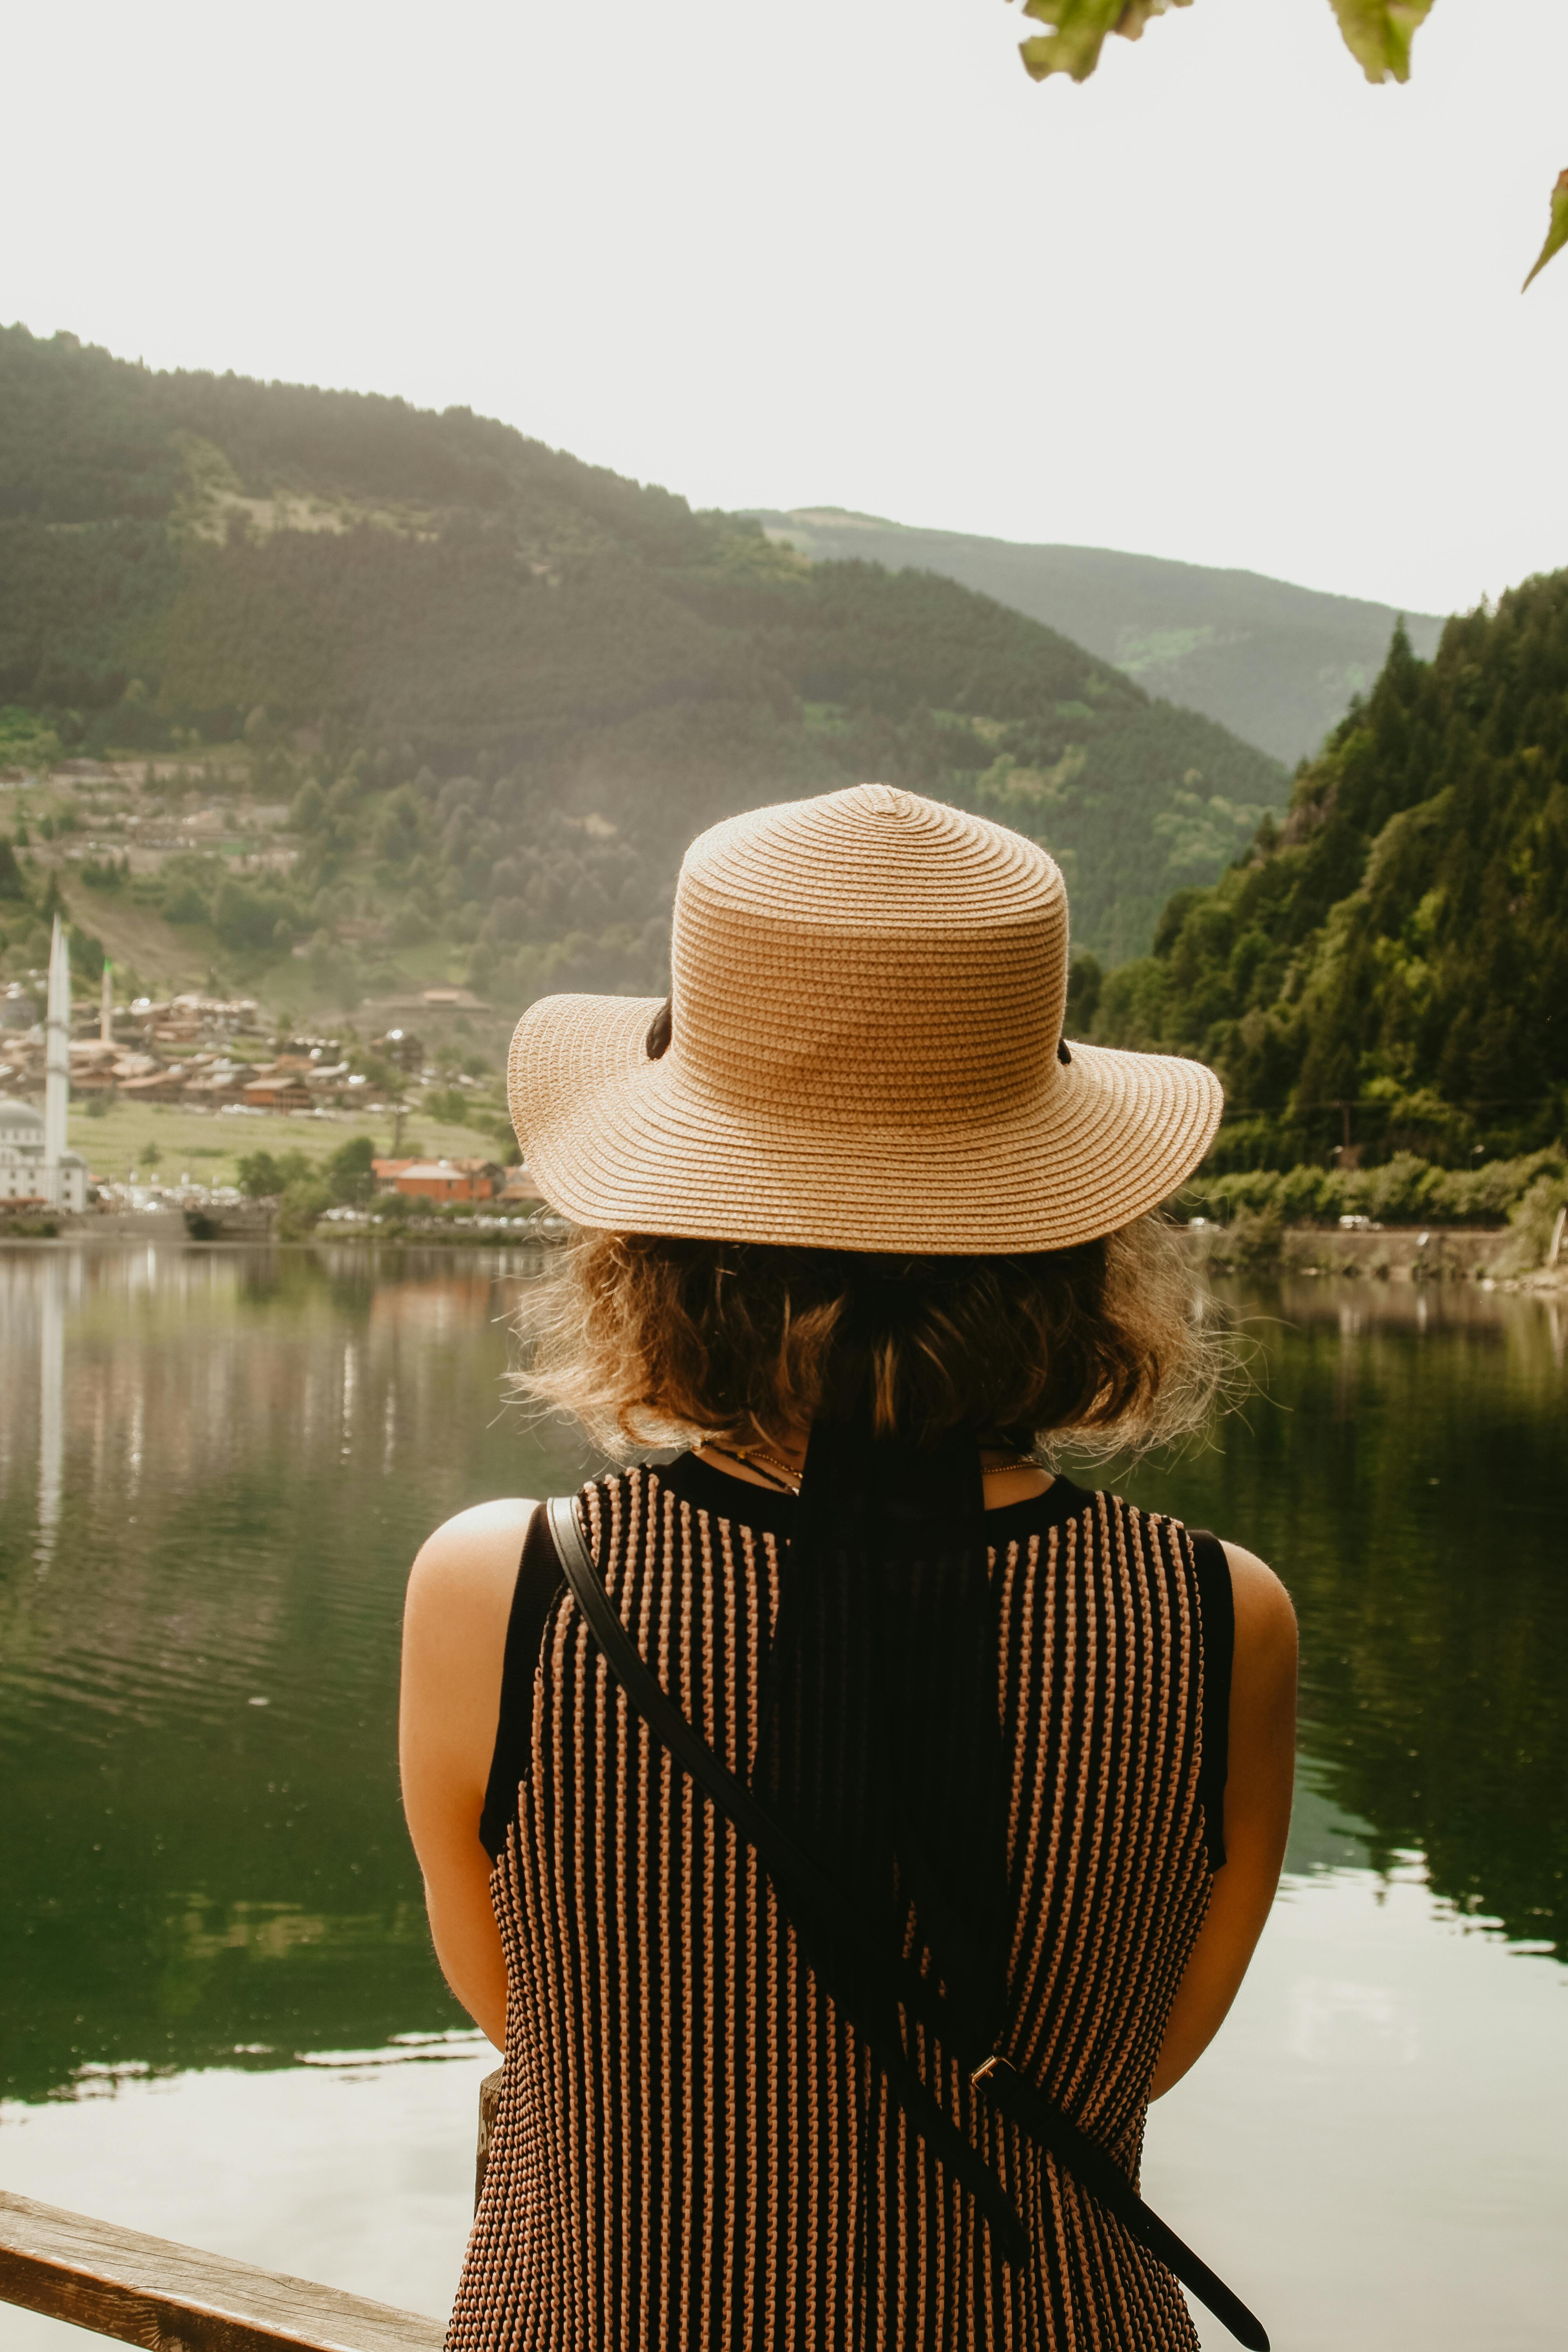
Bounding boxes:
[3,1218,1564,1290]
[1181,1221,1565,1287]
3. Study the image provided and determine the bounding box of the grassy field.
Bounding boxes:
[57,880,216,1000]
[71,1099,506,1189]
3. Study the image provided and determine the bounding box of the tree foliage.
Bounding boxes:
[1017,0,1192,86]
[1523,167,1568,292]
[1016,0,1431,86]
[1326,1,1436,84]
[1013,0,1561,290]
[1089,573,1568,1163]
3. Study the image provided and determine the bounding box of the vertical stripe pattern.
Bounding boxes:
[448,1467,1214,2352]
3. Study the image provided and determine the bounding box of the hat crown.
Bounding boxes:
[668,785,1068,1131]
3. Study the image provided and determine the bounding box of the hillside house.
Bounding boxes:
[119,1068,189,1105]
[241,1072,313,1112]
[389,1157,501,1203]
[184,1063,248,1103]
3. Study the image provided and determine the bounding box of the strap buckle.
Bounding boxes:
[969,2053,1016,2087]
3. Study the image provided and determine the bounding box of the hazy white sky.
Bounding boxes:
[8,0,1567,616]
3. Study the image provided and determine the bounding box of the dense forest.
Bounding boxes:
[1083,577,1568,1165]
[0,325,1285,991]
[750,507,1442,765]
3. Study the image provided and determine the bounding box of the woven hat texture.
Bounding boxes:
[507,783,1221,1252]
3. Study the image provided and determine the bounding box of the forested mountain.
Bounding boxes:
[749,507,1443,766]
[1085,577,1568,1166]
[0,325,1285,1008]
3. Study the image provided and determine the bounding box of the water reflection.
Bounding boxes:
[36,1252,64,1567]
[0,1245,598,2103]
[0,1250,1563,2120]
[1130,1275,1568,1961]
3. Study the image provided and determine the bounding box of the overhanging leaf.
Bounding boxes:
[1327,1,1437,85]
[1523,169,1568,292]
[1017,0,1192,88]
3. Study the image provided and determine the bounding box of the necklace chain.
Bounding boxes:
[703,1442,800,1492]
[742,1448,805,1488]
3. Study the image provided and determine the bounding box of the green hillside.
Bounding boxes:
[749,507,1443,767]
[0,325,1286,1009]
[1085,577,1568,1168]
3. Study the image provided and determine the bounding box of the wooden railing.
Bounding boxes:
[0,2070,506,2350]
[0,2192,446,2351]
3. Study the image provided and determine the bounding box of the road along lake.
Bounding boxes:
[2,1246,1564,2350]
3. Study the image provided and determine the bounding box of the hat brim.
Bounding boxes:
[508,993,1221,1254]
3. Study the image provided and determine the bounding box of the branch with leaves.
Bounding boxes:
[1010,1,1568,289]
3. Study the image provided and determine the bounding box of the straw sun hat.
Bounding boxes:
[506,783,1221,1253]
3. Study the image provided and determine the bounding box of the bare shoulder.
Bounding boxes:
[1220,1539,1298,1698]
[1221,1540,1296,1635]
[401,1500,539,1799]
[408,1497,537,1598]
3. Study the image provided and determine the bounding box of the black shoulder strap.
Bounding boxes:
[545,1492,842,1914]
[544,1493,1268,2351]
[479,1507,567,1862]
[1188,1528,1235,1871]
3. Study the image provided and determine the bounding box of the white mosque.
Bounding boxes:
[0,1097,86,1211]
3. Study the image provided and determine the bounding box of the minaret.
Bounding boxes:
[43,915,71,1209]
[100,956,114,1046]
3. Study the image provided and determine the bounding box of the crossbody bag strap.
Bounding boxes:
[974,2063,1268,2347]
[543,1493,1267,2351]
[545,1493,844,1915]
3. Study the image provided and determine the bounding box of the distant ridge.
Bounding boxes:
[746,507,1443,766]
[0,325,1289,991]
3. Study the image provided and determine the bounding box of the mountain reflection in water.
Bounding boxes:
[1145,1278,1567,1961]
[0,1247,1563,2116]
[0,1245,597,2104]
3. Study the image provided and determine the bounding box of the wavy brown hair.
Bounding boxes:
[512,1214,1227,1459]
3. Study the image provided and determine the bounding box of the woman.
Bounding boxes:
[401,784,1296,2351]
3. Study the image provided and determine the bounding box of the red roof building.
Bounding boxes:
[389,1158,500,1202]
[241,1074,313,1112]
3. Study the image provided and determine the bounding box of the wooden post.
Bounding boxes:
[0,2190,444,2352]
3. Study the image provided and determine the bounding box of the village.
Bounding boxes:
[0,921,542,1235]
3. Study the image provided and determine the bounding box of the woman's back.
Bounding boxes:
[404,783,1296,2352]
[449,1453,1230,2352]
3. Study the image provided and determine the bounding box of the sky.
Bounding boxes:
[7,0,1567,617]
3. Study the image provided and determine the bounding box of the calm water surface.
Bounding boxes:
[1,1247,1564,2349]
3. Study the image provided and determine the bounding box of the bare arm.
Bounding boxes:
[398,1498,536,2051]
[1149,1541,1298,2099]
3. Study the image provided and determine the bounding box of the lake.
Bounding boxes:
[2,1245,1564,2350]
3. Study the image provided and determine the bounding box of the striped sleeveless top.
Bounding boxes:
[450,1451,1231,2352]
